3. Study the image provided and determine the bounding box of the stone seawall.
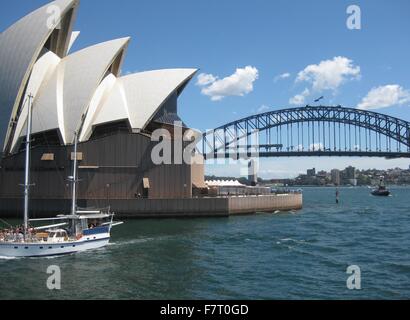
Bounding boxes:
[0,193,303,219]
[228,194,303,215]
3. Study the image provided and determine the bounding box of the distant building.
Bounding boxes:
[344,166,357,186]
[248,159,258,186]
[307,168,316,177]
[331,169,341,186]
[345,166,356,179]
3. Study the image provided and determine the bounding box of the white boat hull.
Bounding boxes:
[0,233,110,258]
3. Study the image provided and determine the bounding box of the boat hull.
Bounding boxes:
[371,191,390,197]
[0,233,110,258]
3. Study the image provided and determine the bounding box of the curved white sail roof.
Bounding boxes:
[0,0,79,151]
[80,69,198,141]
[1,1,199,152]
[30,37,130,144]
[10,51,62,151]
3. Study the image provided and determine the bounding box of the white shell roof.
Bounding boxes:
[0,0,79,151]
[79,69,198,141]
[31,37,130,144]
[11,51,62,151]
[1,1,199,151]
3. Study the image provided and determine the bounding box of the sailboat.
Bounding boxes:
[0,94,123,258]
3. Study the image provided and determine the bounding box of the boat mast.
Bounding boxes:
[71,132,79,216]
[23,94,34,239]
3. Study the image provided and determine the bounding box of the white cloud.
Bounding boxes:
[289,88,310,106]
[309,143,324,151]
[274,72,291,82]
[296,56,361,92]
[196,73,217,86]
[357,84,410,110]
[257,104,271,113]
[289,94,306,106]
[197,66,259,101]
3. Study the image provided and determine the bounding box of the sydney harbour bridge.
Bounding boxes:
[202,106,410,160]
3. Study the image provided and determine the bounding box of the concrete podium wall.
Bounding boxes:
[228,194,303,214]
[0,193,303,219]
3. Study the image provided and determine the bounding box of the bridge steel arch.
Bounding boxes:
[202,106,410,160]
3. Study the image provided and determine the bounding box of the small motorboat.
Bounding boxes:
[371,178,390,197]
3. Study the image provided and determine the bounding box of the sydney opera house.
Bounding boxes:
[0,0,302,217]
[0,0,210,216]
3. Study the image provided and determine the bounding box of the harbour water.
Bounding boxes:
[0,187,409,300]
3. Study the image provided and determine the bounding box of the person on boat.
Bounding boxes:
[16,232,24,242]
[28,225,36,236]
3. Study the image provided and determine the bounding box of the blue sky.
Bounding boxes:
[2,0,410,178]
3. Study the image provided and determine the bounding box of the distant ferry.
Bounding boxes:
[371,178,391,197]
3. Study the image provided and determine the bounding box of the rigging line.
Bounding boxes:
[0,218,13,228]
[36,113,67,188]
[86,169,102,209]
